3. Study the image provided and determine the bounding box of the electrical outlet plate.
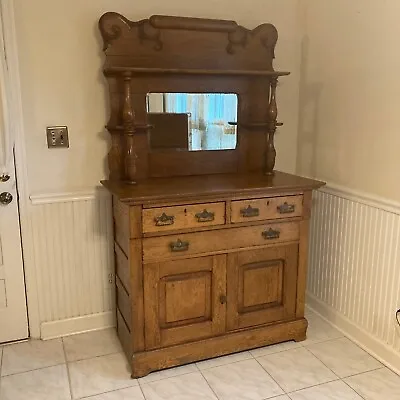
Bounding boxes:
[46,126,69,148]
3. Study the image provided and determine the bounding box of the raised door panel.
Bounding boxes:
[227,244,298,331]
[144,255,226,349]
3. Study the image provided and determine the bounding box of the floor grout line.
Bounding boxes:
[198,367,224,400]
[299,334,345,347]
[138,368,199,387]
[300,345,341,379]
[61,337,73,400]
[341,378,367,400]
[66,350,124,364]
[253,356,286,395]
[0,348,124,379]
[341,366,386,380]
[285,378,340,395]
[196,354,254,371]
[251,344,302,359]
[302,342,388,380]
[138,383,147,400]
[72,384,142,400]
[0,360,67,378]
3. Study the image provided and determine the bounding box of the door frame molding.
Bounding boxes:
[1,0,40,337]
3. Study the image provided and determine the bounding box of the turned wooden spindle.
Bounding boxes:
[265,77,279,176]
[122,73,137,184]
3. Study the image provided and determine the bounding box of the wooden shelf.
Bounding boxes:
[104,66,291,77]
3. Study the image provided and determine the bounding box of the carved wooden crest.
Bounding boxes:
[99,13,279,72]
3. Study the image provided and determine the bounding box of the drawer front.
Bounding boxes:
[231,195,303,223]
[143,202,226,233]
[143,222,299,263]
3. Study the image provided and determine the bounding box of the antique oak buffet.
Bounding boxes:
[98,12,325,378]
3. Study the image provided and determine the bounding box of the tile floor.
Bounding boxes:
[0,310,399,400]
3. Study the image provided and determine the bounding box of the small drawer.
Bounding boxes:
[231,195,303,223]
[142,202,225,233]
[143,221,299,263]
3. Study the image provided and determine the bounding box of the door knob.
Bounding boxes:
[0,174,10,182]
[0,192,13,205]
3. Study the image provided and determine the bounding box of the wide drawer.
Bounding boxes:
[231,195,303,223]
[142,202,226,233]
[143,221,299,263]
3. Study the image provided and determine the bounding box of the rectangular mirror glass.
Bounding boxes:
[147,93,238,151]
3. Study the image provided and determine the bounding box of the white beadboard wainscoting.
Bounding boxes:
[29,189,115,339]
[307,184,400,374]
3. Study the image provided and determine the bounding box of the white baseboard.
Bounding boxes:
[307,292,400,375]
[40,311,116,340]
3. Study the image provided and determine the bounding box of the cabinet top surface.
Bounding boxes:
[101,171,325,205]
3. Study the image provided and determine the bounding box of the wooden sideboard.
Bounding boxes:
[103,172,324,377]
[98,13,325,377]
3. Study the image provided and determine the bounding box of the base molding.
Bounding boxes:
[131,318,307,378]
[306,293,400,375]
[41,311,115,340]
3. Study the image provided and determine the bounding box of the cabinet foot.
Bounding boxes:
[293,320,308,343]
[294,332,307,342]
[131,360,153,379]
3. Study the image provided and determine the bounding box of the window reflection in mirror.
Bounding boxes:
[147,93,238,151]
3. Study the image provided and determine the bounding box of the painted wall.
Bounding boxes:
[14,0,303,194]
[297,0,400,201]
[298,0,400,372]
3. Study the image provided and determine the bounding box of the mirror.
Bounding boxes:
[147,93,238,151]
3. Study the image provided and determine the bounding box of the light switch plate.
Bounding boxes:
[46,126,69,148]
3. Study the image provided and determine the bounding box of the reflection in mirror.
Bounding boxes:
[147,93,238,151]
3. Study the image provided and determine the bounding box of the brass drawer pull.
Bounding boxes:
[240,205,260,218]
[169,239,189,252]
[262,228,280,240]
[277,202,296,214]
[195,209,215,223]
[155,212,175,226]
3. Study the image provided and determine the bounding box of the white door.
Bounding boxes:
[0,0,29,343]
[0,166,28,343]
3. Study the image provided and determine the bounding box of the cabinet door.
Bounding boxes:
[227,244,298,331]
[144,255,226,349]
